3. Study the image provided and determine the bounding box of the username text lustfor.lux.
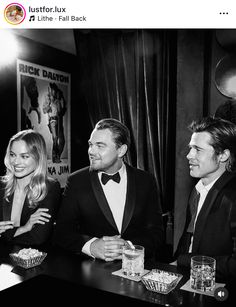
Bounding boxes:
[29,6,66,13]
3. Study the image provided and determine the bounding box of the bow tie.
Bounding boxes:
[101,172,121,185]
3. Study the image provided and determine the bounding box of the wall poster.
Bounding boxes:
[17,59,71,188]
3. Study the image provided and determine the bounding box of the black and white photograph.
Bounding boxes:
[0,0,236,305]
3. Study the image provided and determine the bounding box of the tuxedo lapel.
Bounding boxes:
[90,170,119,232]
[20,197,32,224]
[192,188,219,251]
[2,196,12,221]
[121,165,135,234]
[192,171,235,252]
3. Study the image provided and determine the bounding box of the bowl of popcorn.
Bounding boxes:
[141,269,183,294]
[9,248,47,269]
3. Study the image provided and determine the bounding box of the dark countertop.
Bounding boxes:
[0,242,234,306]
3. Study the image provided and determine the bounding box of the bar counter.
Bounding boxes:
[0,242,234,306]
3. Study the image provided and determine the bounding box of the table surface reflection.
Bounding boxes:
[0,243,235,306]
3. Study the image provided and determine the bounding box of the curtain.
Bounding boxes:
[74,29,177,213]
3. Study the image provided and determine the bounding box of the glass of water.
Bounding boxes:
[122,245,144,277]
[190,255,216,292]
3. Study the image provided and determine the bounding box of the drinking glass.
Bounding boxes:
[190,255,216,292]
[122,245,144,277]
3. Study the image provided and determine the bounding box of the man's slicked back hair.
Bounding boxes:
[95,118,131,149]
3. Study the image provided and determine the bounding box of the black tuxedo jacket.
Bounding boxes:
[53,164,164,259]
[176,171,236,282]
[0,179,61,247]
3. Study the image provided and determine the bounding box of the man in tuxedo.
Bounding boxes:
[53,118,164,262]
[175,116,236,282]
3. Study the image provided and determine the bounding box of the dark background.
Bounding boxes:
[0,33,91,175]
[0,29,235,251]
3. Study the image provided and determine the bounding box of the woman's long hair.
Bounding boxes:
[1,129,49,208]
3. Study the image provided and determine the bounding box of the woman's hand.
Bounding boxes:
[0,221,14,234]
[24,208,51,232]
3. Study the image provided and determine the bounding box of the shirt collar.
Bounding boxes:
[196,176,220,194]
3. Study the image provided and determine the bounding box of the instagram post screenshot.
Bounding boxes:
[0,0,236,306]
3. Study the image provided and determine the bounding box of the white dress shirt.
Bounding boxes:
[82,163,127,257]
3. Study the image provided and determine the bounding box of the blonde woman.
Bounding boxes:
[0,130,61,246]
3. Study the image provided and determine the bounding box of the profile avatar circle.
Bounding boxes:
[4,3,26,25]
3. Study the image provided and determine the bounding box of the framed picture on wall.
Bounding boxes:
[16,59,71,188]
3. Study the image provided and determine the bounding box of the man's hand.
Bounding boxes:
[90,235,126,261]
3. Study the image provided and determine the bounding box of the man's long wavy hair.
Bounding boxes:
[1,129,49,208]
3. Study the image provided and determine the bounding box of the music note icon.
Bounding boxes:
[29,15,35,21]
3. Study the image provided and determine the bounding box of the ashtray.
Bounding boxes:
[9,248,47,269]
[141,269,183,294]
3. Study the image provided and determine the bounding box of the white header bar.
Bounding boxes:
[0,0,235,29]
